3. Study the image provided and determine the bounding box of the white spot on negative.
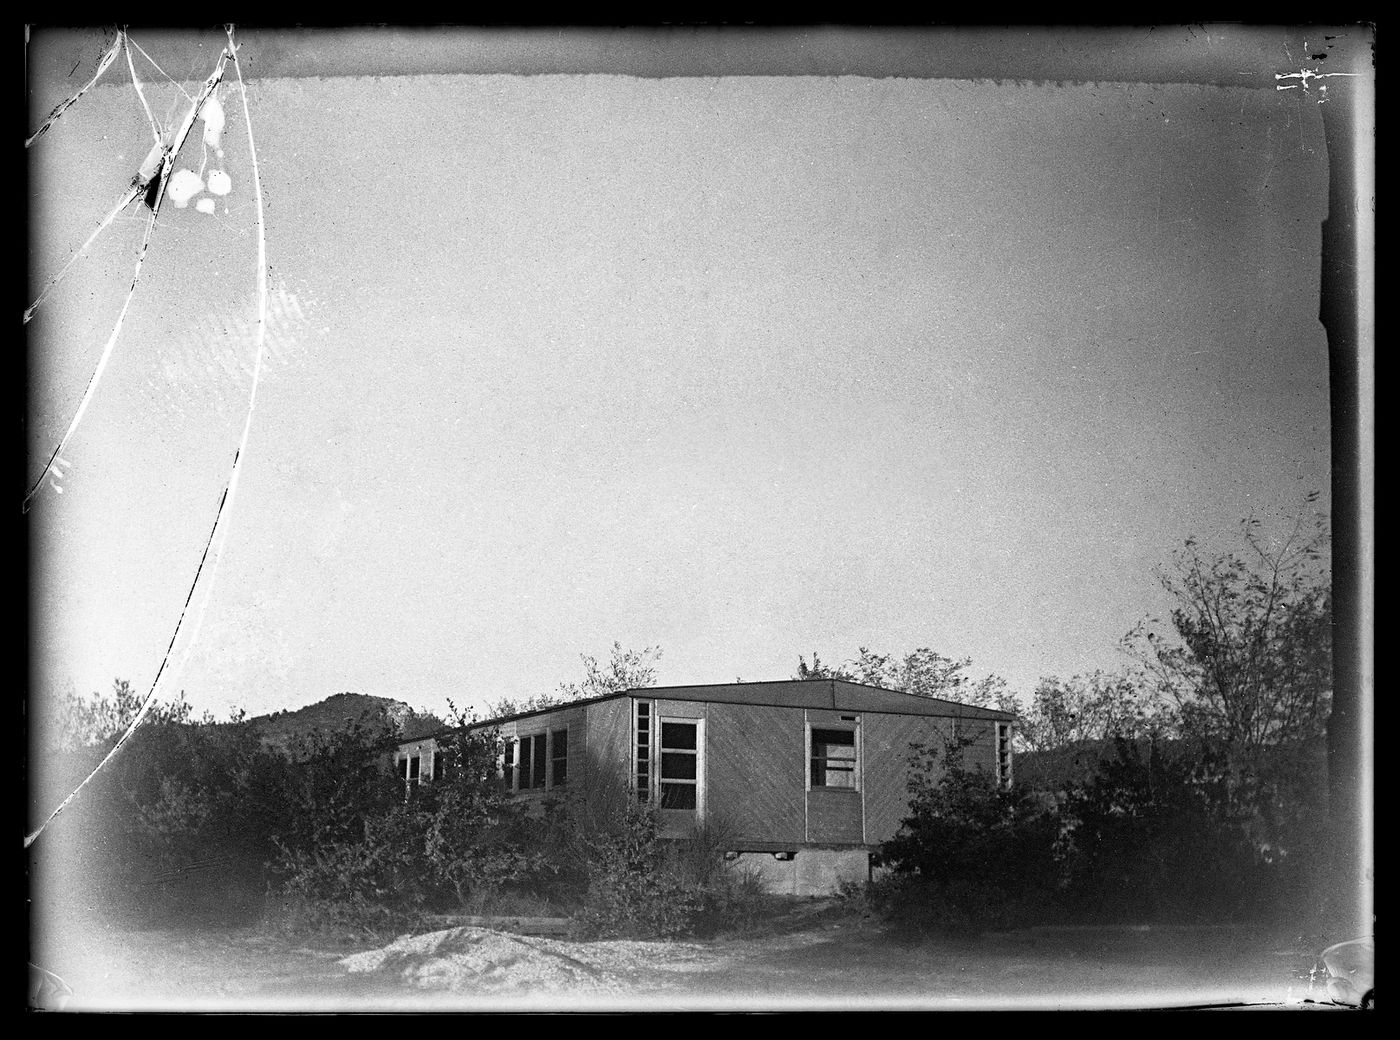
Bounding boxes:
[200,95,226,150]
[196,197,216,215]
[167,169,204,208]
[207,170,232,196]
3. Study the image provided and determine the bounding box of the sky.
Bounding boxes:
[27,28,1336,724]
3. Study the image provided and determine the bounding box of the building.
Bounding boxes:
[393,679,1015,896]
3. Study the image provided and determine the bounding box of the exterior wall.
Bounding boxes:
[806,788,863,843]
[653,698,706,719]
[861,713,947,845]
[394,737,441,781]
[861,713,1002,844]
[706,703,807,845]
[583,696,631,790]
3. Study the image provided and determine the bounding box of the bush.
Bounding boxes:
[1056,738,1315,924]
[872,728,1329,933]
[878,733,1061,932]
[571,804,702,939]
[264,715,553,932]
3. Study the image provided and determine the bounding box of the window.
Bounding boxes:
[810,728,856,789]
[399,752,421,790]
[531,733,547,788]
[516,732,547,790]
[432,750,443,781]
[550,728,568,787]
[996,722,1012,788]
[634,700,651,803]
[502,739,516,789]
[658,720,698,809]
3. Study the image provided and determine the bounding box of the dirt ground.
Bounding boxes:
[29,899,1353,1012]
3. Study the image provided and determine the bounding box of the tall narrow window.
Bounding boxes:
[518,736,531,790]
[635,701,651,803]
[502,739,516,789]
[432,750,443,781]
[531,733,547,788]
[658,720,698,809]
[518,733,547,790]
[551,728,568,787]
[400,753,421,791]
[810,728,856,789]
[996,723,1012,788]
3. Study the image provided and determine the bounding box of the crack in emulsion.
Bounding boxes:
[25,25,270,850]
[25,28,125,149]
[24,43,231,513]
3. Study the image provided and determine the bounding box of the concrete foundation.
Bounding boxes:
[725,848,870,896]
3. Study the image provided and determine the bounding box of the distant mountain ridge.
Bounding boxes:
[249,692,445,750]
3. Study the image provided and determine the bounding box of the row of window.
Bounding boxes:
[399,713,1012,796]
[504,727,569,791]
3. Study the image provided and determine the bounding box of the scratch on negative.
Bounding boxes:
[123,32,162,145]
[23,25,270,850]
[24,51,229,512]
[23,183,144,324]
[165,25,272,691]
[23,205,158,513]
[24,47,228,326]
[1275,68,1360,93]
[25,30,125,148]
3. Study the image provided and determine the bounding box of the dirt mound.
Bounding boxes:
[339,927,716,996]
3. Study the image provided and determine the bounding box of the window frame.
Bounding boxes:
[397,750,423,794]
[550,727,568,788]
[806,720,861,792]
[996,721,1013,788]
[506,726,572,793]
[502,737,517,789]
[656,716,702,812]
[633,699,653,803]
[513,731,549,791]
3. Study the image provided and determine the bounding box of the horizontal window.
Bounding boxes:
[660,752,697,779]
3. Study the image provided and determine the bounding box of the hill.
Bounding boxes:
[249,692,445,751]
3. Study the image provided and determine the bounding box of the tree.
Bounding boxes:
[1016,671,1156,753]
[794,652,852,681]
[486,642,662,718]
[1124,506,1332,759]
[47,678,200,752]
[797,646,1020,715]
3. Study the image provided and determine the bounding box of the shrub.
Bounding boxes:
[1055,738,1308,924]
[878,733,1061,932]
[572,803,702,939]
[265,713,553,931]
